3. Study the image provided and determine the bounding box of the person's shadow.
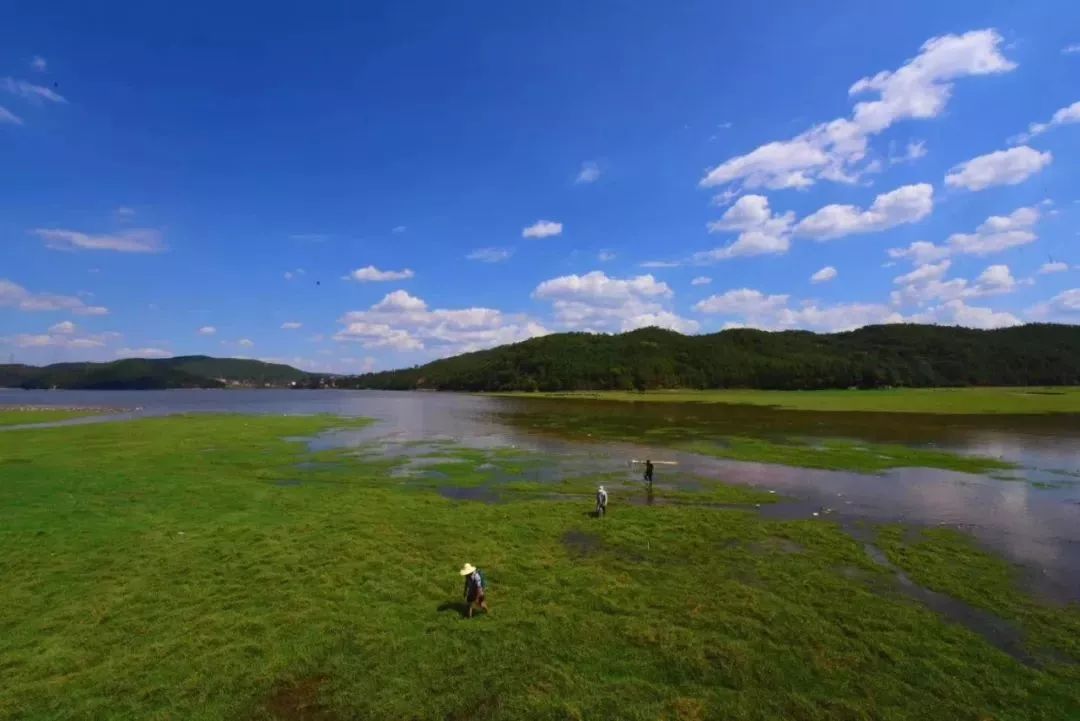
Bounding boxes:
[437,601,469,618]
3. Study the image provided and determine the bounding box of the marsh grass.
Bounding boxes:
[1,414,1077,720]
[496,387,1080,414]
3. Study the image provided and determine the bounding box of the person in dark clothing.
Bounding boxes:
[643,459,654,487]
[459,563,489,618]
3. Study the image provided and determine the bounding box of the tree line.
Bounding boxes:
[332,323,1080,392]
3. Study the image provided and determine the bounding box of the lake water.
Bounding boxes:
[3,388,1079,601]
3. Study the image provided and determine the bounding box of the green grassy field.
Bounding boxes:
[1,415,1078,720]
[496,387,1080,414]
[0,407,106,426]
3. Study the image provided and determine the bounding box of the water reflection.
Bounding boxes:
[3,388,1079,599]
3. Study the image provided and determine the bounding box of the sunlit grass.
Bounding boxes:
[1,414,1077,720]
[495,387,1080,414]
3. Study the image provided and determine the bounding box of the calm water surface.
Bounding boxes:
[3,388,1079,600]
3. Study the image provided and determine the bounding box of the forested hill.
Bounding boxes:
[0,356,309,390]
[338,323,1080,392]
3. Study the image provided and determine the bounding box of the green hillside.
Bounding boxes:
[0,356,310,390]
[339,323,1080,392]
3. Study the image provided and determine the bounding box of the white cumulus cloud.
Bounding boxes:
[889,205,1042,264]
[795,184,933,240]
[347,265,415,282]
[811,266,837,284]
[48,320,76,334]
[700,30,1015,191]
[1039,262,1068,274]
[198,326,217,335]
[946,205,1040,256]
[281,322,303,330]
[695,288,902,332]
[534,271,698,334]
[522,220,563,239]
[1028,288,1080,321]
[696,194,795,261]
[694,288,789,316]
[888,241,952,265]
[691,276,712,286]
[336,290,549,354]
[909,300,1019,329]
[944,146,1052,191]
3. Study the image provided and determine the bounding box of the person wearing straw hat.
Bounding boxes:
[459,563,489,618]
[595,484,608,517]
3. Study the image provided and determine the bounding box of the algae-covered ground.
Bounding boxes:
[497,387,1080,415]
[1,414,1078,720]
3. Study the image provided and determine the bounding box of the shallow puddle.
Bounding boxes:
[845,525,1036,665]
[4,387,1080,601]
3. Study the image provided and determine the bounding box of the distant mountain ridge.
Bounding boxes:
[336,323,1080,392]
[0,356,310,390]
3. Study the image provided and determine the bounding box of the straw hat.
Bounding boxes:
[459,563,477,576]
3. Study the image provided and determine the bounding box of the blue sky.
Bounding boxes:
[2,1,1079,372]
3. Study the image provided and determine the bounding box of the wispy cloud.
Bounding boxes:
[0,105,23,125]
[198,326,217,335]
[283,268,306,280]
[114,207,136,222]
[522,220,563,239]
[392,225,407,234]
[639,260,681,268]
[116,347,172,359]
[575,161,601,184]
[11,328,119,350]
[597,250,616,262]
[1,278,108,315]
[31,56,47,72]
[2,77,66,104]
[1013,101,1080,143]
[32,227,165,253]
[281,322,303,330]
[1063,44,1080,55]
[290,233,330,242]
[466,247,512,263]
